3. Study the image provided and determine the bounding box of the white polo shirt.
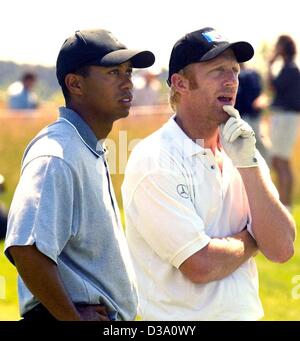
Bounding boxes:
[122,116,276,321]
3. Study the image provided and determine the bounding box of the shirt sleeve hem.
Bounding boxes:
[170,235,211,268]
[4,236,58,265]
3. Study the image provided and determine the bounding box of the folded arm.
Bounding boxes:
[239,168,296,263]
[179,228,257,283]
[220,105,296,263]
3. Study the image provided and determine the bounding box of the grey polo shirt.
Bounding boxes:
[4,107,138,320]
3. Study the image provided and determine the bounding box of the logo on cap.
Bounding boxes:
[202,30,226,43]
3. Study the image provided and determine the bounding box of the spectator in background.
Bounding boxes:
[235,63,268,160]
[268,35,300,211]
[7,72,39,110]
[132,71,161,106]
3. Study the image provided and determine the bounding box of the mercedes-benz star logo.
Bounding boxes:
[176,184,189,199]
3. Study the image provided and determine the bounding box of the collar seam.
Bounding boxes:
[59,116,103,158]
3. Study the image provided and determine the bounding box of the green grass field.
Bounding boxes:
[1,219,299,321]
[0,110,300,320]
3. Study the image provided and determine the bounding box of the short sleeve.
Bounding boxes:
[125,169,211,268]
[5,156,75,264]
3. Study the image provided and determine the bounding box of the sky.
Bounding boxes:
[1,0,300,72]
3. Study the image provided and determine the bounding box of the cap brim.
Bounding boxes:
[201,41,254,63]
[99,49,155,68]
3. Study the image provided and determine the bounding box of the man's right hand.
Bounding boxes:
[219,105,258,168]
[8,245,111,321]
[77,304,110,321]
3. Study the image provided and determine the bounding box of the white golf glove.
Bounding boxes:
[220,105,259,168]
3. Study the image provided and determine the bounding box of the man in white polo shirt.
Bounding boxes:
[122,27,296,321]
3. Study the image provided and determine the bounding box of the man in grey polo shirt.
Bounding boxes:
[4,29,155,321]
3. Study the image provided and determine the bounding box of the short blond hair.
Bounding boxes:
[169,83,181,112]
[168,65,198,112]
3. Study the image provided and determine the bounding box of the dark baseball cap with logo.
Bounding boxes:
[167,27,254,86]
[56,29,155,86]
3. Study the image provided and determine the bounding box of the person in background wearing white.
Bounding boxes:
[268,35,300,211]
[132,71,161,106]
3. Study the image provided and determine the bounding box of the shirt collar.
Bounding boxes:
[165,115,209,158]
[58,106,105,157]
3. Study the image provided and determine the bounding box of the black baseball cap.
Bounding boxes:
[56,29,155,86]
[167,27,254,86]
